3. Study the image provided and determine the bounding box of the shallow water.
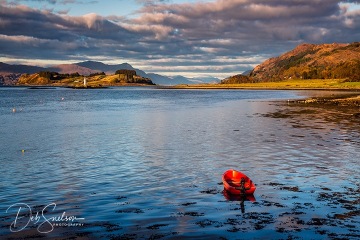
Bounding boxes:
[0,87,359,239]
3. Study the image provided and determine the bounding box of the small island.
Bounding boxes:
[17,69,155,88]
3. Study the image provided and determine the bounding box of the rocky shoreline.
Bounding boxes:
[294,94,360,107]
[263,93,360,132]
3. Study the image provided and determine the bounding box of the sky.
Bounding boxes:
[1,0,360,79]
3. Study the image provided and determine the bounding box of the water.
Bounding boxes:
[0,87,359,239]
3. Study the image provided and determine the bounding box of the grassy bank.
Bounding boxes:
[51,75,153,88]
[172,79,360,90]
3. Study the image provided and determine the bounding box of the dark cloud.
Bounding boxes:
[130,0,347,43]
[0,5,139,61]
[1,0,360,77]
[122,0,360,74]
[0,6,133,41]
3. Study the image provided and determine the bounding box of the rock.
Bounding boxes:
[352,113,360,118]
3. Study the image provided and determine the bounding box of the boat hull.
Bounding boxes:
[222,169,256,195]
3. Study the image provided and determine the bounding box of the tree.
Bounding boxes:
[116,69,136,82]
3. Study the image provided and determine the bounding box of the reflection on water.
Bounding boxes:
[222,191,256,214]
[0,87,359,239]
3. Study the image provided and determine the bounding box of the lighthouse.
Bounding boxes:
[83,77,87,87]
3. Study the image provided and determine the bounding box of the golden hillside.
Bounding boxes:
[250,42,360,82]
[17,70,155,87]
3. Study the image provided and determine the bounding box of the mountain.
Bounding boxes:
[145,73,197,85]
[0,62,45,74]
[221,74,253,84]
[0,62,47,85]
[0,61,197,86]
[76,61,194,85]
[170,75,195,85]
[250,42,360,82]
[146,73,176,85]
[191,76,220,83]
[76,61,137,74]
[49,64,98,76]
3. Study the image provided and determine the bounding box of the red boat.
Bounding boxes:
[222,169,256,195]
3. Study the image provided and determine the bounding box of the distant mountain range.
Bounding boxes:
[0,61,219,86]
[4,42,357,86]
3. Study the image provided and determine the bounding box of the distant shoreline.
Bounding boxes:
[3,82,360,92]
[0,84,156,89]
[164,79,360,91]
[161,84,360,106]
[160,85,360,91]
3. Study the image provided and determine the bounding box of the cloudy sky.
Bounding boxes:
[1,0,360,78]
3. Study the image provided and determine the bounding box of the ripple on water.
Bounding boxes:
[0,89,359,239]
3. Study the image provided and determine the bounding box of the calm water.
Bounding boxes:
[0,87,359,239]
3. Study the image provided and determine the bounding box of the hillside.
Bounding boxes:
[250,42,360,82]
[0,61,197,86]
[76,61,137,75]
[0,62,46,85]
[0,73,22,85]
[220,74,253,84]
[0,62,46,74]
[49,64,98,76]
[17,70,154,87]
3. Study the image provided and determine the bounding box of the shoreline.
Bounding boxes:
[265,93,360,125]
[3,83,360,106]
[159,85,360,91]
[295,95,360,106]
[290,93,360,107]
[163,78,360,90]
[0,84,156,89]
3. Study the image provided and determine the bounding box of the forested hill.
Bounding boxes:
[250,42,360,82]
